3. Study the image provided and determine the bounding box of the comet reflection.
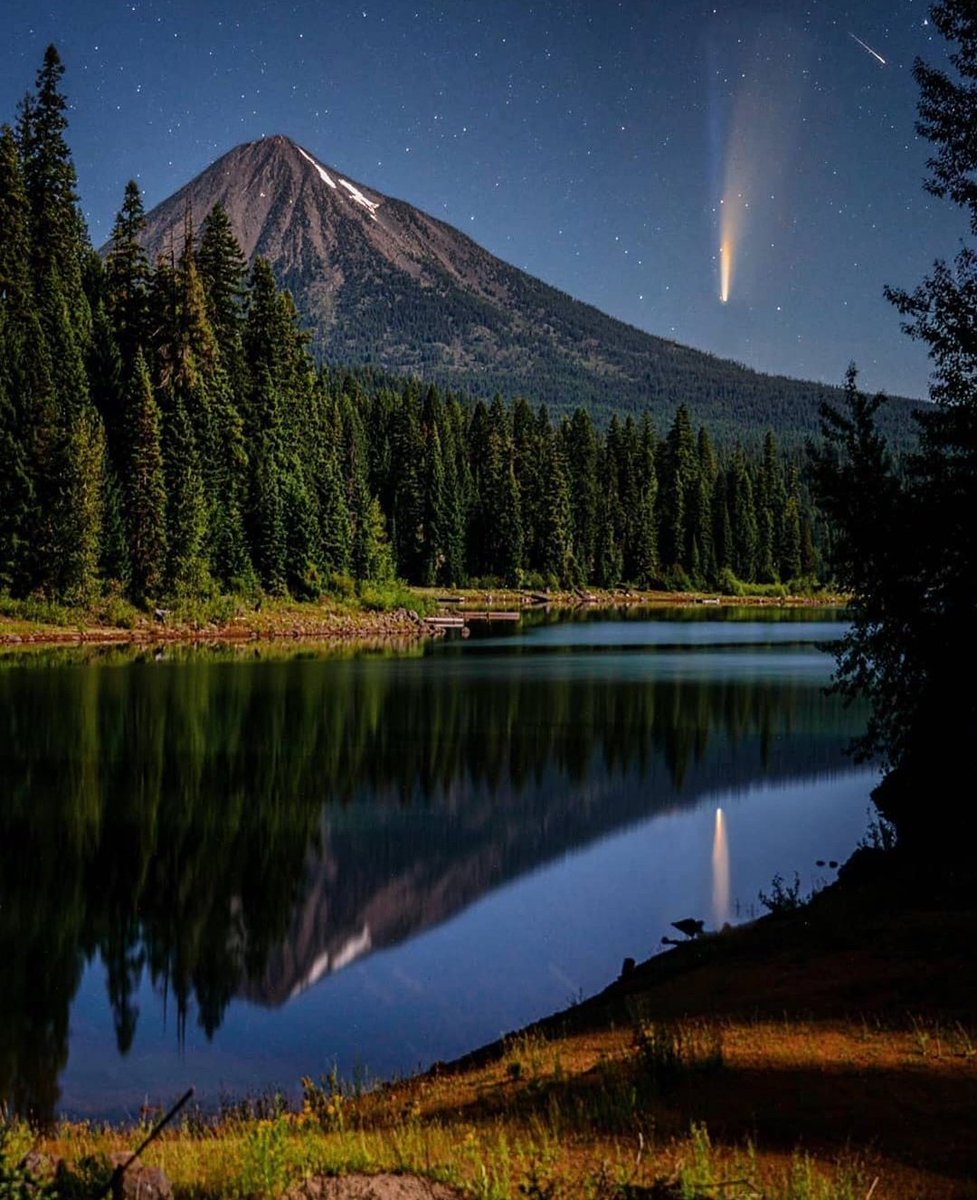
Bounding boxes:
[712,806,730,927]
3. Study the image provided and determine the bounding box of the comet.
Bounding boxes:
[849,32,886,67]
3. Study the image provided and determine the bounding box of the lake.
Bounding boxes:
[0,607,874,1121]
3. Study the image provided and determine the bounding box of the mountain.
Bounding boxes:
[136,135,918,443]
[240,709,855,1009]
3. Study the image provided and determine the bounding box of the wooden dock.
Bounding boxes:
[460,611,521,623]
[424,611,521,630]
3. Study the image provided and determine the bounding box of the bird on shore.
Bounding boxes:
[671,918,705,939]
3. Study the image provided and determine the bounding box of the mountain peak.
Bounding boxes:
[135,138,917,442]
[236,134,383,219]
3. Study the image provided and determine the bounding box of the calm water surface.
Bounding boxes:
[0,608,873,1119]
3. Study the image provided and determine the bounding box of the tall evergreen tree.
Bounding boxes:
[17,48,104,601]
[631,415,659,587]
[105,181,151,369]
[123,350,167,601]
[18,46,90,338]
[0,124,45,593]
[659,404,697,577]
[197,202,247,359]
[535,421,575,583]
[562,408,599,582]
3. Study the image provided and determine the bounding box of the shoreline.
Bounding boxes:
[0,587,846,648]
[10,853,976,1199]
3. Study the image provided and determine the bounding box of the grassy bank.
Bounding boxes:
[0,585,845,648]
[4,852,974,1200]
[0,586,435,648]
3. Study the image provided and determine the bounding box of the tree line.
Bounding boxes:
[0,47,827,608]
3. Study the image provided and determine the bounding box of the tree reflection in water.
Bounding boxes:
[0,635,862,1120]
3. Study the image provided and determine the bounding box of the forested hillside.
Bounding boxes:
[1,48,828,609]
[137,135,922,448]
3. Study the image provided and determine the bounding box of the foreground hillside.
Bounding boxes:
[8,850,975,1200]
[136,135,919,445]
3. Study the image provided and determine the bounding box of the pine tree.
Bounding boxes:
[105,180,151,368]
[17,48,104,601]
[780,495,802,582]
[0,124,45,593]
[337,393,378,583]
[123,349,167,601]
[438,398,468,586]
[659,405,697,578]
[420,406,448,586]
[197,202,247,360]
[511,398,540,571]
[100,468,131,591]
[562,408,599,581]
[729,450,758,582]
[631,415,659,587]
[536,422,575,583]
[755,431,785,581]
[150,241,210,594]
[87,300,126,467]
[389,393,425,578]
[162,392,208,595]
[316,419,353,577]
[465,399,492,578]
[484,397,523,585]
[693,426,717,583]
[247,365,286,593]
[593,432,624,587]
[18,46,90,339]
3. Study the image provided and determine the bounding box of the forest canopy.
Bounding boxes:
[0,47,829,609]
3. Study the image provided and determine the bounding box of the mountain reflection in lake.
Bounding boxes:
[0,610,872,1120]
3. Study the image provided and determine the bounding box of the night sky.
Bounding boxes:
[1,1,962,400]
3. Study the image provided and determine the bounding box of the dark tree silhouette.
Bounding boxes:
[813,2,977,859]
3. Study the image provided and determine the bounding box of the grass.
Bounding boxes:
[6,1008,976,1199]
[0,587,435,647]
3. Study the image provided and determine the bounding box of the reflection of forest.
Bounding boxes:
[0,649,864,1120]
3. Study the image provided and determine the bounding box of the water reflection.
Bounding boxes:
[712,807,731,927]
[0,620,864,1119]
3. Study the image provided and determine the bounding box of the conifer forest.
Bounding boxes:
[0,49,829,608]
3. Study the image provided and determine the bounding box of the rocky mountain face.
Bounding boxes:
[137,135,916,441]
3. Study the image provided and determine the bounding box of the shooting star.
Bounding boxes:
[849,32,886,66]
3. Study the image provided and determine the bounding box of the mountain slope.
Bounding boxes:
[137,135,918,443]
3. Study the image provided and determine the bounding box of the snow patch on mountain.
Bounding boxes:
[297,145,336,189]
[339,177,380,218]
[287,924,373,998]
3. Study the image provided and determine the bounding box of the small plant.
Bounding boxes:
[90,592,141,630]
[758,871,804,914]
[677,1122,717,1197]
[859,810,897,853]
[468,1131,511,1200]
[47,1154,114,1200]
[518,1153,558,1200]
[0,593,73,627]
[505,1032,548,1087]
[632,1021,724,1095]
[238,1113,291,1198]
[0,1123,53,1200]
[909,1015,977,1060]
[302,1067,348,1132]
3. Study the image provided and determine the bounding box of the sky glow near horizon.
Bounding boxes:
[1,0,962,399]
